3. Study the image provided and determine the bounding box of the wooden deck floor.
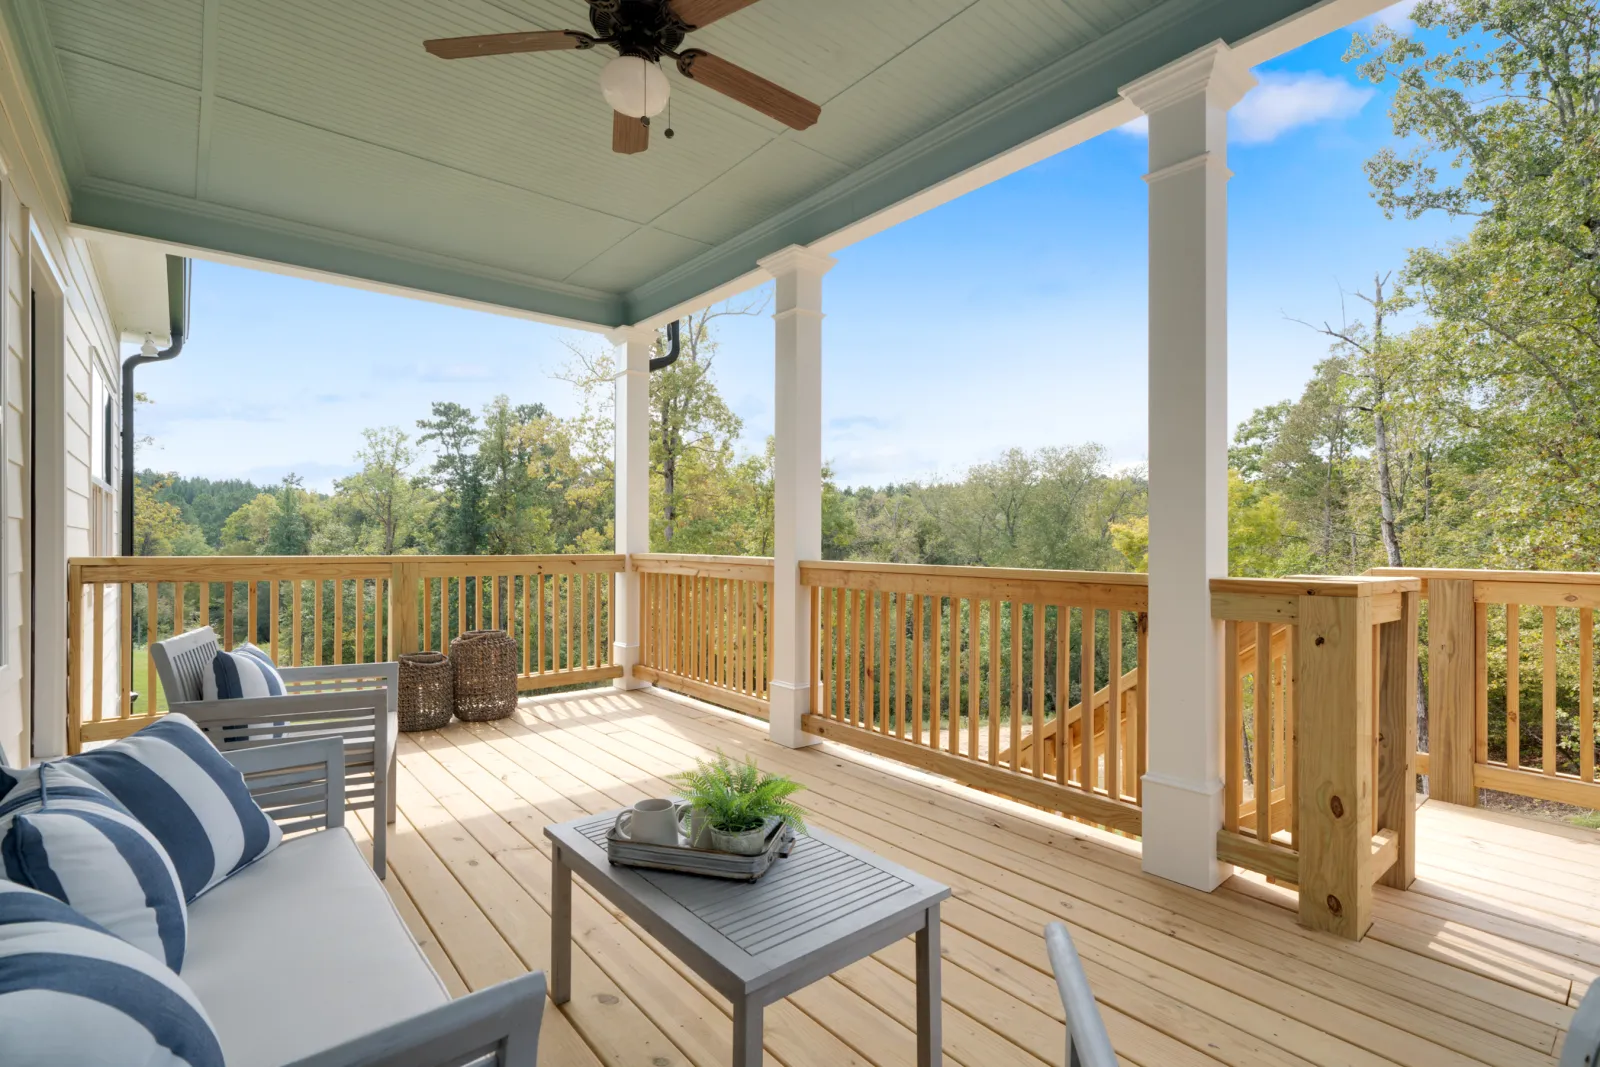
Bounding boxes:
[348,686,1597,1067]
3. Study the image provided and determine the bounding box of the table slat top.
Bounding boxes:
[548,809,949,992]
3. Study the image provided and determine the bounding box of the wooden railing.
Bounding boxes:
[632,554,774,719]
[799,561,1148,836]
[1367,567,1600,812]
[1212,576,1419,940]
[66,554,625,751]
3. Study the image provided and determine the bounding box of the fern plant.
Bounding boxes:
[672,750,806,834]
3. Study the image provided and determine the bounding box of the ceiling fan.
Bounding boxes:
[423,0,820,155]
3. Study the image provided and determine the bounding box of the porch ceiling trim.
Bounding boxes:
[10,0,1364,330]
[70,179,626,330]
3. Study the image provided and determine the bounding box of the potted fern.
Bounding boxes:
[672,750,806,855]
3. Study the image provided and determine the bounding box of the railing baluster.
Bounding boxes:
[1032,603,1046,779]
[1584,607,1595,784]
[269,580,281,664]
[147,582,161,713]
[1108,612,1124,799]
[1507,603,1520,770]
[912,594,925,745]
[1008,601,1021,770]
[967,599,980,759]
[1256,620,1273,842]
[1543,605,1558,776]
[1080,606,1097,793]
[1224,620,1241,834]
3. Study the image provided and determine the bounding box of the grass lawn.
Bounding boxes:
[126,645,169,715]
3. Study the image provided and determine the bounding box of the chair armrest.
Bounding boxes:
[278,971,546,1067]
[224,737,345,833]
[1045,923,1116,1067]
[280,663,399,717]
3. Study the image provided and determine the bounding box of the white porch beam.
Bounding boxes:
[610,324,655,690]
[1121,42,1255,892]
[759,245,836,748]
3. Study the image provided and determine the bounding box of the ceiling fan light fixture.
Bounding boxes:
[599,55,669,118]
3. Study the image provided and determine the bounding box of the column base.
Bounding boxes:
[767,682,820,749]
[1140,772,1232,891]
[611,642,649,691]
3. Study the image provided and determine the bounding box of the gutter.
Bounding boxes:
[649,319,681,372]
[121,255,189,556]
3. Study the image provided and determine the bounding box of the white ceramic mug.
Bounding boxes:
[617,798,679,846]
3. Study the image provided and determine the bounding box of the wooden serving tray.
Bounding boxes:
[605,804,795,882]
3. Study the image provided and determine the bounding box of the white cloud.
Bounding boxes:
[1232,71,1375,143]
[1117,71,1373,144]
[1367,0,1422,32]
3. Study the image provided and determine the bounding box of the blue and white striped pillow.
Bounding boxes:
[63,714,282,901]
[0,879,223,1066]
[0,764,187,970]
[201,642,285,701]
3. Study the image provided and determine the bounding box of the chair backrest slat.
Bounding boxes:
[151,628,221,704]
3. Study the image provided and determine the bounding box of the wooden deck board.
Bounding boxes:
[383,687,1591,1066]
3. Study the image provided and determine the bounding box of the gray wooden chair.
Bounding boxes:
[1045,922,1117,1067]
[152,627,398,875]
[1561,981,1600,1066]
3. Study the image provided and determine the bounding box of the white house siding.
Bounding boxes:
[0,25,125,762]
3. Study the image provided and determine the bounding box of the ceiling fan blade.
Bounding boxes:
[669,0,763,30]
[676,50,819,130]
[424,30,587,59]
[613,111,649,154]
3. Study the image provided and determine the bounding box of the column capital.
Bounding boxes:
[758,244,837,281]
[1118,40,1256,115]
[604,323,657,348]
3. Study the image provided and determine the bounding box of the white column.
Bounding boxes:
[610,324,655,690]
[759,245,836,748]
[1120,42,1255,891]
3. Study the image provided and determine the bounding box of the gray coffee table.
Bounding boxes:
[545,810,950,1067]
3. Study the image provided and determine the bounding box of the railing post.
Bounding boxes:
[1427,578,1478,806]
[759,245,836,749]
[389,559,420,660]
[1296,590,1375,940]
[1377,588,1418,890]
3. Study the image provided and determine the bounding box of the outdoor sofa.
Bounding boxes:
[195,735,545,1067]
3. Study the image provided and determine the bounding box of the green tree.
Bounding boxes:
[336,427,432,554]
[417,402,485,554]
[132,475,210,556]
[1351,1,1600,565]
[266,474,312,556]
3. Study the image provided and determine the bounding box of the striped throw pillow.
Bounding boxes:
[63,714,282,901]
[201,642,285,701]
[0,880,223,1067]
[0,764,187,970]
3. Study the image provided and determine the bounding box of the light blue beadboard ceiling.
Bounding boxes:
[12,0,1326,327]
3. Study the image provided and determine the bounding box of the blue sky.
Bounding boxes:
[135,1,1465,493]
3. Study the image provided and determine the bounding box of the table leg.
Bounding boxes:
[551,844,572,1006]
[916,904,942,1067]
[732,997,763,1067]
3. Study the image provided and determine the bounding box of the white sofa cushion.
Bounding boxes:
[182,827,447,1067]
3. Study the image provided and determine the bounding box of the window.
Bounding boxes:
[89,361,115,555]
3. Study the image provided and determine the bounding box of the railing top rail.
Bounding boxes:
[632,553,774,566]
[801,560,1147,610]
[70,553,628,582]
[1212,575,1419,599]
[801,560,1148,586]
[1366,566,1600,589]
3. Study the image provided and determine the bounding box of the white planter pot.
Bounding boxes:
[708,820,775,856]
